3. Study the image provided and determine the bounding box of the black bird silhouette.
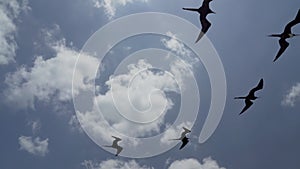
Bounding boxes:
[234,79,264,115]
[179,136,189,150]
[169,127,191,150]
[268,9,300,62]
[183,0,215,43]
[103,136,123,156]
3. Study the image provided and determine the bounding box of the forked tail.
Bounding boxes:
[182,8,199,12]
[234,97,246,99]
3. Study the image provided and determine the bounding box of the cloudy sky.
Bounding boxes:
[1,0,300,168]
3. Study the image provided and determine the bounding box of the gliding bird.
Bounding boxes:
[170,127,191,150]
[234,79,264,115]
[103,136,123,156]
[269,9,300,62]
[183,0,215,43]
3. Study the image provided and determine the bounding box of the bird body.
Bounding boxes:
[269,9,300,62]
[103,136,123,156]
[235,79,264,115]
[183,0,215,43]
[169,127,191,150]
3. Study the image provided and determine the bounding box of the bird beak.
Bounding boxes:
[295,34,300,36]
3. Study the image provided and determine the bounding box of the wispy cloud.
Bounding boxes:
[27,120,41,134]
[282,83,300,107]
[18,136,49,156]
[161,32,199,66]
[92,0,149,19]
[0,0,29,65]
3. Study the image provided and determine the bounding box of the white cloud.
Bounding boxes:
[82,157,226,169]
[161,32,199,66]
[162,32,191,57]
[4,39,98,109]
[76,57,195,142]
[168,157,226,169]
[76,59,185,148]
[18,135,49,156]
[82,159,154,169]
[282,83,300,107]
[92,0,149,19]
[0,0,29,65]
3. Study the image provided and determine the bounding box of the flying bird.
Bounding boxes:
[268,9,300,62]
[169,127,191,150]
[183,0,215,43]
[234,79,264,115]
[103,136,123,156]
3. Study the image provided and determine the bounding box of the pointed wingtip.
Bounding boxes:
[239,111,245,115]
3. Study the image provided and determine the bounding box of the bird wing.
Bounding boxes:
[112,136,122,146]
[273,38,289,62]
[284,9,300,34]
[248,79,264,97]
[196,16,211,43]
[183,127,191,133]
[112,136,121,141]
[239,99,253,115]
[179,137,189,150]
[115,146,123,156]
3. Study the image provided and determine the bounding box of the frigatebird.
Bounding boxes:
[234,79,264,115]
[169,127,191,150]
[103,136,123,156]
[269,9,300,62]
[183,0,215,43]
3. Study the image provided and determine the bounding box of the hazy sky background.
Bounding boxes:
[1,0,300,169]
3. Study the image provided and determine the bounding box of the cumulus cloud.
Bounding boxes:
[168,157,226,169]
[0,0,29,65]
[82,157,226,169]
[4,38,98,109]
[282,83,300,107]
[92,0,149,19]
[76,60,187,149]
[82,159,154,169]
[75,57,195,146]
[18,136,49,156]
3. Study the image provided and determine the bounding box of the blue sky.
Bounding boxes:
[1,0,300,168]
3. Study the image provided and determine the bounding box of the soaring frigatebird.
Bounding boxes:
[183,0,215,43]
[169,127,191,150]
[103,136,123,156]
[269,9,300,62]
[235,79,264,115]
